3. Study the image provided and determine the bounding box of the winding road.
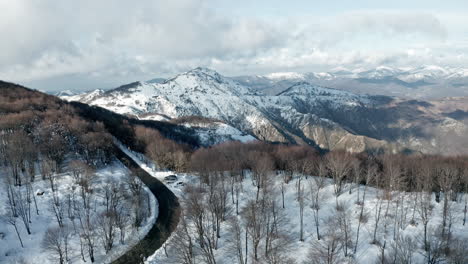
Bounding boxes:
[112,147,181,264]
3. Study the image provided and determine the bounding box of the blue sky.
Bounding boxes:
[0,0,467,91]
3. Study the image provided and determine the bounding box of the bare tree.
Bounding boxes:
[380,234,416,264]
[307,216,344,264]
[69,159,89,182]
[184,185,217,264]
[336,203,353,257]
[97,211,116,253]
[372,171,385,244]
[325,151,353,197]
[42,226,71,264]
[418,227,446,264]
[309,162,327,240]
[1,213,24,248]
[354,164,376,254]
[115,203,131,245]
[415,163,434,253]
[264,197,293,264]
[463,169,468,226]
[227,217,245,264]
[447,236,468,264]
[75,191,97,262]
[251,154,274,202]
[298,180,306,242]
[12,185,32,235]
[166,212,196,264]
[349,158,362,195]
[243,199,265,262]
[435,162,457,237]
[233,174,243,215]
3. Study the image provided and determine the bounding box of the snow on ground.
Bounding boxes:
[184,121,256,145]
[152,174,468,263]
[119,147,468,264]
[0,161,158,264]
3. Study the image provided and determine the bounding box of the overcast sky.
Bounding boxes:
[1,0,467,91]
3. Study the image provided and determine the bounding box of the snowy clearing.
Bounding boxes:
[0,161,158,264]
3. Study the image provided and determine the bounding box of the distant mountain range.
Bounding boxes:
[233,65,468,99]
[60,67,468,155]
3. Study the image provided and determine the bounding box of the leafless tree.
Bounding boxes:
[309,162,327,241]
[307,216,344,264]
[75,191,97,262]
[380,234,416,264]
[227,217,245,264]
[42,226,71,264]
[325,151,353,197]
[243,199,265,262]
[166,212,196,264]
[264,198,293,264]
[25,176,39,216]
[349,158,362,195]
[50,193,65,228]
[447,236,468,264]
[298,180,306,242]
[415,163,435,253]
[251,154,274,202]
[435,162,457,237]
[336,203,353,257]
[4,131,34,186]
[69,159,89,182]
[184,185,217,264]
[115,203,131,245]
[418,227,446,264]
[12,184,32,235]
[126,170,149,229]
[41,158,58,193]
[4,175,18,218]
[462,169,468,226]
[97,211,116,253]
[354,164,376,254]
[372,171,385,244]
[233,174,243,215]
[1,213,24,248]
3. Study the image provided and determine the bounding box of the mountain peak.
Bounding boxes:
[55,90,76,97]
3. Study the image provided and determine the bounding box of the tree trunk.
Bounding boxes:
[13,223,24,248]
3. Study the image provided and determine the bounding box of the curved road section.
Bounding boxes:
[112,147,181,264]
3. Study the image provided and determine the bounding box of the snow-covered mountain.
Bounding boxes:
[61,67,468,154]
[61,88,104,104]
[54,89,77,97]
[234,65,468,99]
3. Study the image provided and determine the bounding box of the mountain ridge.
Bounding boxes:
[234,65,468,99]
[60,67,468,155]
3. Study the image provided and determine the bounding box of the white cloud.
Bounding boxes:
[0,0,466,91]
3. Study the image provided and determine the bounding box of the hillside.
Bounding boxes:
[61,68,468,155]
[0,81,166,263]
[120,142,468,264]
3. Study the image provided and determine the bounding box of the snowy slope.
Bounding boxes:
[61,89,104,104]
[113,148,468,264]
[0,162,158,264]
[62,67,468,154]
[151,173,468,264]
[62,68,377,147]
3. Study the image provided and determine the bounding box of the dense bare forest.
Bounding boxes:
[150,141,468,264]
